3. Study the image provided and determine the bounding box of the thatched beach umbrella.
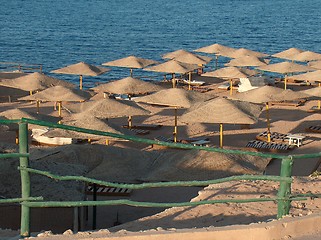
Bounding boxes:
[257,62,314,89]
[51,62,110,90]
[0,72,75,113]
[0,108,61,144]
[202,66,258,95]
[143,59,199,88]
[102,55,158,77]
[134,88,212,142]
[18,86,92,117]
[288,70,321,85]
[292,51,321,62]
[0,72,74,93]
[43,115,134,144]
[225,56,269,67]
[91,76,164,97]
[308,60,321,70]
[228,48,269,59]
[162,50,212,90]
[180,97,262,148]
[194,43,237,69]
[91,77,163,127]
[230,86,308,142]
[300,87,321,111]
[162,49,212,65]
[272,48,305,61]
[67,98,150,128]
[0,86,28,102]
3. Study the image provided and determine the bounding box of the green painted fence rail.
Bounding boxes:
[21,167,293,188]
[0,118,320,237]
[0,197,43,204]
[22,196,307,208]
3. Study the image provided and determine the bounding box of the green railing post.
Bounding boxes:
[19,122,31,237]
[277,156,293,219]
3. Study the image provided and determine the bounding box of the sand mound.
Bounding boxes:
[0,144,269,201]
[110,176,321,232]
[143,149,269,181]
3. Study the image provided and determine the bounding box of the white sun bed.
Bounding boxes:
[31,128,77,145]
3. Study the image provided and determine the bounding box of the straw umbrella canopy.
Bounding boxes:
[0,108,61,144]
[202,66,258,95]
[180,97,262,148]
[162,50,212,90]
[256,62,314,90]
[43,115,134,144]
[91,76,164,97]
[102,55,158,77]
[143,59,199,88]
[230,85,308,142]
[91,76,163,127]
[308,60,321,70]
[67,98,150,128]
[288,70,321,85]
[0,72,75,112]
[225,56,269,67]
[228,48,269,59]
[134,88,213,142]
[162,49,212,65]
[292,51,321,62]
[0,72,74,93]
[68,98,150,118]
[272,48,305,61]
[300,87,321,111]
[18,86,92,117]
[51,62,110,90]
[194,43,237,69]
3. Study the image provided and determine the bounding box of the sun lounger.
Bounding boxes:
[270,99,306,107]
[307,106,321,113]
[123,124,162,130]
[246,140,294,152]
[128,128,150,135]
[305,126,321,133]
[86,184,132,197]
[180,137,210,144]
[190,139,211,146]
[31,128,83,146]
[256,131,289,143]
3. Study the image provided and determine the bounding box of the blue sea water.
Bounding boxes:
[1,0,321,87]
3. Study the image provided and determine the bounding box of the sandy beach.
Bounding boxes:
[0,76,321,240]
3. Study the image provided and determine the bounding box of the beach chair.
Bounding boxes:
[246,140,294,153]
[123,124,162,130]
[256,131,288,143]
[86,184,132,197]
[305,126,321,133]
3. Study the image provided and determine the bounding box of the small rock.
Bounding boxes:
[156,227,164,231]
[37,231,53,237]
[63,229,73,235]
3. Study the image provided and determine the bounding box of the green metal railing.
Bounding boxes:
[0,118,320,237]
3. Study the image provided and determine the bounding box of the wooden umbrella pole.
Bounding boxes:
[318,100,321,110]
[79,75,83,90]
[229,79,233,96]
[173,107,178,143]
[266,102,271,142]
[130,68,133,77]
[128,116,132,128]
[188,72,192,90]
[219,123,223,148]
[36,100,40,114]
[215,55,218,70]
[29,91,33,96]
[284,74,287,90]
[58,101,62,117]
[172,73,176,88]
